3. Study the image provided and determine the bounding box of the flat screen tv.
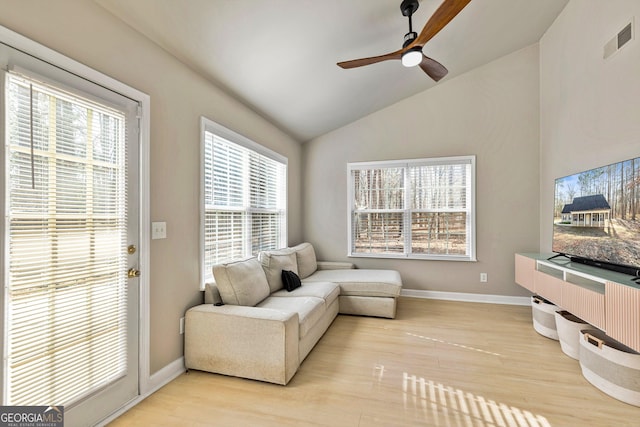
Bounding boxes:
[552,156,640,278]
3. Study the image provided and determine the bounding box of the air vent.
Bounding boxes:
[618,22,633,48]
[604,19,634,59]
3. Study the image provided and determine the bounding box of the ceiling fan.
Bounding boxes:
[337,0,472,82]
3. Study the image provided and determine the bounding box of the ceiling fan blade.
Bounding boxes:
[418,55,448,82]
[337,49,403,69]
[414,0,472,47]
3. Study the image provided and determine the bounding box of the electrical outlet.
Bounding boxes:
[480,273,488,283]
[152,221,167,239]
[179,317,185,335]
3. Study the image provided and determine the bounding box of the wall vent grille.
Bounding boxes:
[604,19,634,59]
[603,19,635,59]
[618,22,633,48]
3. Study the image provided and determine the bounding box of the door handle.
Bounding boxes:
[127,268,141,278]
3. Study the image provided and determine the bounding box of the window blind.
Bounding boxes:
[348,156,475,261]
[202,126,286,283]
[5,73,128,405]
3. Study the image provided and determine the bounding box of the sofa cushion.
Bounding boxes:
[258,296,326,339]
[204,282,223,305]
[303,269,402,298]
[292,242,317,279]
[281,270,302,292]
[213,257,270,307]
[270,281,340,305]
[258,248,298,293]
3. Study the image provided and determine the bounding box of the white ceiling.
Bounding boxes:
[96,0,568,142]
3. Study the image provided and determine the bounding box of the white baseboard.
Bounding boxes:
[401,289,531,306]
[147,356,186,395]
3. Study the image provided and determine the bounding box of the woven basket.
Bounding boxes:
[531,295,559,340]
[555,310,589,360]
[579,329,640,406]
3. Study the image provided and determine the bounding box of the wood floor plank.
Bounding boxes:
[110,297,640,427]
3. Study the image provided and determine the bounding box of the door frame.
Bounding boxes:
[0,24,152,413]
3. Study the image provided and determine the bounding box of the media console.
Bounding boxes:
[515,253,640,352]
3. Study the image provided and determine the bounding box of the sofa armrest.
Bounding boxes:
[184,304,300,385]
[316,261,355,270]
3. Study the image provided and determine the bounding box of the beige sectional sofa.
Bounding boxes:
[184,242,402,385]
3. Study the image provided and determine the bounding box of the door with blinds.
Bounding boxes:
[1,47,140,426]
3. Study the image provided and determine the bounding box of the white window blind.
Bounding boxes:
[202,119,287,285]
[348,156,475,261]
[5,73,128,405]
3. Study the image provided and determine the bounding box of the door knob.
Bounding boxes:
[127,268,140,278]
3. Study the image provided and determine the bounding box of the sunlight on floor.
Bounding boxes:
[406,332,503,357]
[401,373,552,427]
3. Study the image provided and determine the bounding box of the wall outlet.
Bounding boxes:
[179,317,185,335]
[152,221,167,239]
[480,273,488,283]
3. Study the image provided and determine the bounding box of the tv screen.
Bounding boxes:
[552,156,640,276]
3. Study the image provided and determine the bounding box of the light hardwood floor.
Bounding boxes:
[110,297,640,426]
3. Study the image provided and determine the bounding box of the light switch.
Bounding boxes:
[152,221,167,239]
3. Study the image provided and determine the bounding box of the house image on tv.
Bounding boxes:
[560,194,611,227]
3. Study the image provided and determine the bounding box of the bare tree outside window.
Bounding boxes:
[348,156,475,261]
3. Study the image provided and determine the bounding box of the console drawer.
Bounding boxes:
[561,281,605,329]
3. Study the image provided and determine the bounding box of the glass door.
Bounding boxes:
[2,57,140,426]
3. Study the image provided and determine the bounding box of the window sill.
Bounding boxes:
[348,253,477,262]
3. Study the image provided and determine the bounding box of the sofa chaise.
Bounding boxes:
[184,242,402,385]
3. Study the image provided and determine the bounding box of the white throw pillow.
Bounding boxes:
[258,248,298,293]
[212,257,270,306]
[292,242,318,279]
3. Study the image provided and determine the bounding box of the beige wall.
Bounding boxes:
[0,0,303,374]
[539,0,640,251]
[303,45,540,296]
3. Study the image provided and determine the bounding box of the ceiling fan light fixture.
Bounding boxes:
[401,47,422,67]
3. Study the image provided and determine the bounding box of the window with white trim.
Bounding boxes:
[201,117,287,285]
[348,156,475,261]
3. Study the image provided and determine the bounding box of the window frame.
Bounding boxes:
[347,155,476,261]
[200,117,288,288]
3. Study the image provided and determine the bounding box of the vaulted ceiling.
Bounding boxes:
[96,0,569,142]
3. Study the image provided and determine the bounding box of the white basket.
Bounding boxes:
[555,310,589,360]
[531,296,559,340]
[579,329,640,407]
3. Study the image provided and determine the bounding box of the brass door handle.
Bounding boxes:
[128,268,141,278]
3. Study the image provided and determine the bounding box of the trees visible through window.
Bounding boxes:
[348,156,475,261]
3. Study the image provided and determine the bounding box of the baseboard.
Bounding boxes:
[97,357,185,426]
[401,289,530,306]
[147,356,186,395]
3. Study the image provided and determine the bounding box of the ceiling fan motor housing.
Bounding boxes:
[403,31,418,48]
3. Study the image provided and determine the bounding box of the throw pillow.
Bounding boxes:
[258,249,298,293]
[212,257,270,306]
[292,242,317,279]
[281,270,302,292]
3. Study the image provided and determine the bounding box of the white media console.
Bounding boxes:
[515,253,640,352]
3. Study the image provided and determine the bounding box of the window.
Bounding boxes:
[348,156,475,261]
[201,118,287,285]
